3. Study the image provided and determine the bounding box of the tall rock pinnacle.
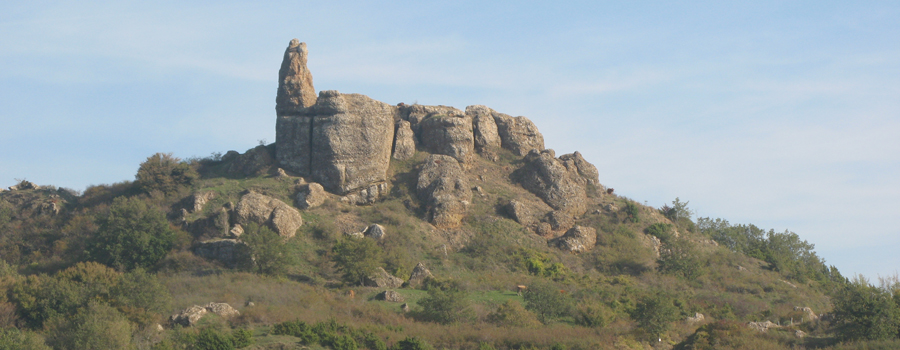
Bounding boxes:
[276,39,316,115]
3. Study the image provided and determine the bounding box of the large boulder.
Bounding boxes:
[170,302,240,327]
[407,262,434,288]
[417,155,472,228]
[193,239,248,268]
[277,91,396,195]
[559,151,600,186]
[276,39,316,116]
[492,112,544,156]
[364,224,386,239]
[514,149,588,215]
[376,290,405,302]
[296,182,327,209]
[505,199,539,226]
[551,225,597,253]
[466,105,501,152]
[419,112,475,165]
[364,267,404,288]
[224,145,276,177]
[392,120,416,160]
[235,192,303,237]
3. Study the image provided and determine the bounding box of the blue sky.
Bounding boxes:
[2,1,898,279]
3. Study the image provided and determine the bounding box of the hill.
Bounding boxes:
[0,39,894,350]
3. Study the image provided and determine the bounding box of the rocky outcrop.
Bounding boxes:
[748,320,780,332]
[551,225,597,253]
[407,262,434,288]
[392,120,416,160]
[364,267,404,288]
[7,180,39,191]
[466,105,501,152]
[296,182,327,209]
[543,210,575,232]
[514,149,588,215]
[376,290,404,302]
[170,302,240,327]
[505,200,539,226]
[190,191,216,213]
[206,302,240,318]
[340,182,389,205]
[687,313,705,324]
[364,224,386,239]
[276,39,316,115]
[223,145,276,177]
[559,151,600,187]
[794,306,818,321]
[235,192,302,237]
[193,239,248,267]
[277,91,396,195]
[493,113,544,156]
[417,155,472,228]
[419,111,474,165]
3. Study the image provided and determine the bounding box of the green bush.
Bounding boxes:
[231,328,253,348]
[135,152,198,195]
[392,336,433,350]
[272,320,319,345]
[332,238,383,286]
[631,292,680,340]
[523,281,573,324]
[623,201,640,223]
[486,300,542,328]
[0,327,51,350]
[418,280,473,324]
[645,223,674,242]
[242,223,294,276]
[45,301,133,350]
[196,327,235,350]
[657,239,705,280]
[86,196,176,271]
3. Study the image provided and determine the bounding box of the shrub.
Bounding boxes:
[272,320,319,344]
[231,328,252,348]
[574,302,614,328]
[623,201,640,223]
[418,280,473,324]
[45,301,133,350]
[135,152,198,195]
[645,223,674,242]
[392,336,433,350]
[331,238,383,286]
[86,196,176,271]
[631,292,680,340]
[486,300,542,328]
[657,239,705,280]
[522,281,573,324]
[195,327,235,350]
[0,327,51,350]
[242,223,294,276]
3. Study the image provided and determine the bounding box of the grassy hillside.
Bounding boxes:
[0,144,894,350]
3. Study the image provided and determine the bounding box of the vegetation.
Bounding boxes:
[86,196,177,271]
[136,153,199,195]
[241,223,294,276]
[331,237,383,285]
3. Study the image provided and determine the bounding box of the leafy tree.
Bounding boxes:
[658,239,705,280]
[135,152,198,195]
[111,268,173,325]
[632,292,680,340]
[0,327,51,350]
[45,301,134,350]
[86,196,176,271]
[832,276,900,342]
[195,327,235,350]
[646,223,675,242]
[392,336,433,350]
[660,197,693,222]
[331,238,382,285]
[418,279,473,324]
[242,223,294,276]
[522,281,573,324]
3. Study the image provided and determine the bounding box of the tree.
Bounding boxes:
[45,301,133,350]
[522,281,573,324]
[135,152,198,195]
[832,276,900,342]
[418,280,473,324]
[242,223,294,276]
[632,292,680,340]
[657,239,705,280]
[86,196,176,270]
[331,238,382,285]
[0,327,51,350]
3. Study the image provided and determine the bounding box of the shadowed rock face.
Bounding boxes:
[514,149,588,215]
[276,39,317,115]
[234,192,303,237]
[467,105,501,152]
[417,154,472,228]
[492,112,544,156]
[419,113,475,166]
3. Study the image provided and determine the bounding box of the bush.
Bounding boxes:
[0,327,51,350]
[242,223,294,276]
[86,196,176,271]
[45,301,133,350]
[522,281,573,324]
[231,328,252,348]
[418,280,473,324]
[136,152,198,195]
[645,223,674,242]
[657,239,705,280]
[631,292,680,340]
[272,320,319,344]
[196,327,235,350]
[623,201,640,223]
[392,336,433,350]
[486,300,542,328]
[331,238,383,286]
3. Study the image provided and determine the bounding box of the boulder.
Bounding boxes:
[8,180,39,191]
[190,191,216,213]
[364,224,386,239]
[170,305,207,327]
[340,182,389,205]
[794,306,818,321]
[277,91,396,195]
[364,267,404,288]
[407,262,434,288]
[226,145,276,177]
[466,105,501,152]
[514,149,588,215]
[401,303,410,312]
[230,224,244,237]
[402,104,462,131]
[193,239,248,268]
[206,302,240,318]
[505,200,538,226]
[376,290,405,302]
[551,226,597,253]
[416,155,472,228]
[296,182,327,209]
[687,312,705,324]
[559,151,600,186]
[235,192,303,237]
[392,120,416,160]
[419,112,474,165]
[543,210,575,232]
[276,39,316,116]
[748,320,780,332]
[492,112,544,156]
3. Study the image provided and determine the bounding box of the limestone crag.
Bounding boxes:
[276,39,316,115]
[466,105,501,153]
[276,91,396,195]
[407,262,434,288]
[235,192,303,237]
[223,145,276,177]
[417,155,472,228]
[295,182,327,209]
[559,151,600,187]
[392,120,417,160]
[515,149,589,215]
[364,267,404,288]
[419,112,475,166]
[493,112,544,156]
[551,225,597,253]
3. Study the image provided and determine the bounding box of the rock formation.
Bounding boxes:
[193,239,248,267]
[466,105,501,153]
[223,145,276,177]
[392,120,417,160]
[407,262,434,288]
[296,182,327,209]
[170,302,241,327]
[376,290,405,302]
[551,225,597,253]
[514,149,589,216]
[235,191,303,237]
[419,111,475,165]
[364,267,404,288]
[276,39,316,115]
[417,155,472,228]
[493,112,544,156]
[559,151,600,187]
[364,224,386,239]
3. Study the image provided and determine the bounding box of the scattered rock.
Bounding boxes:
[748,320,780,332]
[392,120,417,160]
[606,203,618,212]
[7,180,39,191]
[364,224,386,239]
[246,301,255,307]
[376,290,405,302]
[193,239,248,268]
[276,39,317,115]
[275,168,289,178]
[794,306,818,321]
[156,324,164,332]
[419,110,475,165]
[505,200,537,226]
[514,149,588,215]
[235,192,303,237]
[296,182,327,209]
[466,105,501,153]
[401,303,410,312]
[206,302,240,318]
[795,330,807,338]
[344,231,365,239]
[417,155,472,228]
[364,267,404,288]
[472,186,485,197]
[170,302,240,327]
[687,313,705,324]
[551,226,597,253]
[492,112,544,156]
[191,192,216,213]
[340,182,389,205]
[407,262,434,288]
[230,224,244,237]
